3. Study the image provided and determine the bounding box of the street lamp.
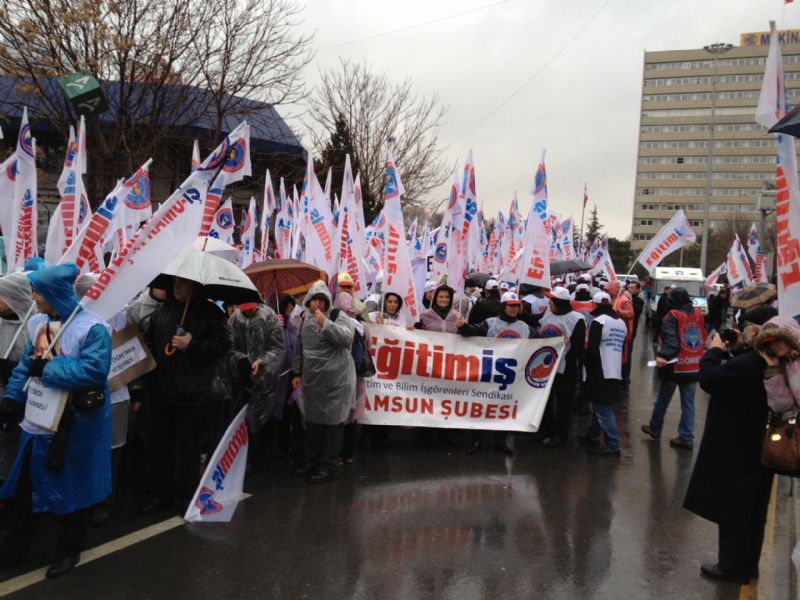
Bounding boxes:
[700,42,734,275]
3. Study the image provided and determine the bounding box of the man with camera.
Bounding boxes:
[683,304,777,585]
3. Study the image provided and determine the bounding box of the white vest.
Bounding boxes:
[592,313,626,380]
[539,310,584,374]
[486,317,531,339]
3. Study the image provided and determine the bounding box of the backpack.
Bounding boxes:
[327,309,376,377]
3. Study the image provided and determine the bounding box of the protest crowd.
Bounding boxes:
[0,26,796,589]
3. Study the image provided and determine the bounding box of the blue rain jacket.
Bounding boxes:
[0,263,112,514]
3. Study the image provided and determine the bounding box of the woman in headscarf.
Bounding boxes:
[370,292,408,327]
[415,285,461,333]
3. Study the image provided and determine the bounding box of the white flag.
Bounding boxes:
[6,108,37,272]
[208,198,235,245]
[635,210,696,272]
[382,154,419,322]
[238,197,257,269]
[518,206,550,289]
[757,21,800,318]
[199,124,251,237]
[705,262,727,293]
[746,223,768,283]
[184,405,249,523]
[726,234,755,289]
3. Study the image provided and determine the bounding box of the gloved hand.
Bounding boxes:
[0,358,17,381]
[0,398,23,429]
[238,357,252,380]
[28,358,49,378]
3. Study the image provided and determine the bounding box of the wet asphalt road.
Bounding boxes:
[4,327,749,600]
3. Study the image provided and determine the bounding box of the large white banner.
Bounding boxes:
[361,325,565,432]
[185,405,248,523]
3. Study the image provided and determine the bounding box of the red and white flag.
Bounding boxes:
[238,197,257,269]
[337,155,368,299]
[199,124,251,237]
[80,125,246,320]
[6,107,37,272]
[583,183,588,209]
[191,140,200,173]
[635,210,696,272]
[746,223,769,283]
[726,234,755,289]
[274,179,292,259]
[518,205,551,290]
[756,20,800,318]
[382,153,419,322]
[259,172,275,261]
[61,160,152,273]
[705,262,727,294]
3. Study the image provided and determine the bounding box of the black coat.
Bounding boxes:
[582,309,621,405]
[683,348,774,528]
[144,297,232,405]
[705,293,730,332]
[468,296,501,325]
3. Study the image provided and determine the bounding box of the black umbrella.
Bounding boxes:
[549,259,593,277]
[768,103,800,137]
[465,272,493,287]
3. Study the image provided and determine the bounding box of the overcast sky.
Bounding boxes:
[288,0,797,239]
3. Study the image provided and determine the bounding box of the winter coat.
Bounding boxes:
[630,293,645,338]
[468,295,501,325]
[0,263,112,515]
[274,317,298,419]
[228,305,285,431]
[657,289,707,382]
[758,317,800,414]
[143,293,231,405]
[683,347,773,529]
[292,281,356,425]
[705,293,731,332]
[416,285,461,333]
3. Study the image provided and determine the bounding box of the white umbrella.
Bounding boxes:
[193,236,236,263]
[152,247,261,305]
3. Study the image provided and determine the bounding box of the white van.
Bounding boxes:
[646,267,707,322]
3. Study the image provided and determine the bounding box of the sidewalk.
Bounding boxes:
[762,475,797,600]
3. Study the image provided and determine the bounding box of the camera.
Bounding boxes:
[718,328,738,345]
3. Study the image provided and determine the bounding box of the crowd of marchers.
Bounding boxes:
[0,259,791,589]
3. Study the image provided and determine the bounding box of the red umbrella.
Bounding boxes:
[244,259,327,307]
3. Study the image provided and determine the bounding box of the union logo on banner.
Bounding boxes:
[216,208,234,230]
[6,160,16,181]
[525,347,558,388]
[20,123,34,158]
[223,140,247,173]
[124,171,151,210]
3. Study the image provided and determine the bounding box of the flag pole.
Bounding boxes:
[579,183,587,253]
[2,303,35,360]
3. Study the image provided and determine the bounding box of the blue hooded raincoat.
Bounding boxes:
[0,263,112,514]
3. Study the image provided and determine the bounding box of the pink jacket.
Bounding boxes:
[763,317,800,413]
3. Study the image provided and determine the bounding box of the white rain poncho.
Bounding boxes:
[0,271,34,364]
[292,281,356,425]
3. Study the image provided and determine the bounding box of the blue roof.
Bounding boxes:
[0,75,304,156]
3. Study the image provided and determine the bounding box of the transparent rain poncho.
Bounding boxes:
[292,281,356,425]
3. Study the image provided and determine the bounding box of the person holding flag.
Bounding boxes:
[0,263,112,578]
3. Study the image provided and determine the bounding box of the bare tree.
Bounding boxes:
[0,0,312,198]
[306,59,450,216]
